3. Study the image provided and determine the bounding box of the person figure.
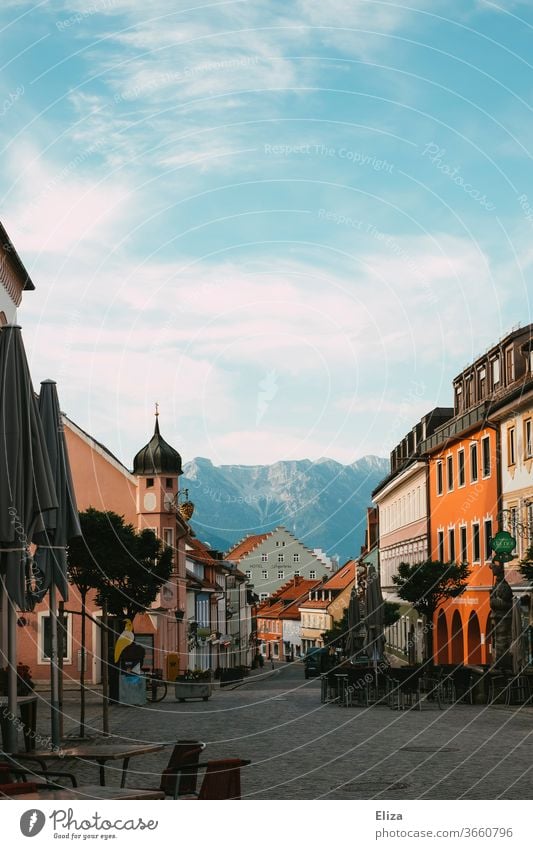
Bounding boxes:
[489,561,513,670]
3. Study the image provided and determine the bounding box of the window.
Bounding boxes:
[276,541,280,547]
[508,427,516,466]
[260,593,269,601]
[447,455,454,491]
[294,570,301,577]
[277,569,284,579]
[165,478,173,488]
[482,436,491,478]
[448,528,456,562]
[261,553,268,562]
[505,347,514,383]
[146,478,154,488]
[478,366,486,400]
[277,553,284,563]
[245,570,252,579]
[524,419,533,459]
[455,385,463,413]
[437,530,444,562]
[508,506,518,536]
[163,528,174,549]
[309,570,317,579]
[460,526,468,562]
[261,569,268,579]
[484,519,493,562]
[473,523,480,562]
[293,553,300,563]
[470,443,479,482]
[528,503,533,546]
[465,374,473,407]
[40,613,70,662]
[492,357,500,387]
[436,460,443,495]
[458,448,465,487]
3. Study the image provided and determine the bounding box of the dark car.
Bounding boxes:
[304,647,329,678]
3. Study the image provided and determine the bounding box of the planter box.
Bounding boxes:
[175,681,212,702]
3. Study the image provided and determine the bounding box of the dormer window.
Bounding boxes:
[165,478,173,489]
[505,347,514,383]
[491,356,500,388]
[477,366,486,401]
[146,478,154,488]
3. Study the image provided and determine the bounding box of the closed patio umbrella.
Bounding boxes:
[365,565,386,670]
[0,325,57,751]
[345,586,362,659]
[511,597,528,675]
[33,380,81,746]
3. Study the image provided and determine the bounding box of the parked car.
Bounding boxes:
[304,647,329,678]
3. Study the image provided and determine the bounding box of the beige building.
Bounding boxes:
[299,560,355,651]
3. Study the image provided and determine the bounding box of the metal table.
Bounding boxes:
[12,743,165,788]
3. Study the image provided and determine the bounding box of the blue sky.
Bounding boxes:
[1,0,532,467]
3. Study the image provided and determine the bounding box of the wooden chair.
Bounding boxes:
[177,758,251,800]
[0,759,77,789]
[0,780,39,797]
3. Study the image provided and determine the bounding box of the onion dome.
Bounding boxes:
[133,413,183,476]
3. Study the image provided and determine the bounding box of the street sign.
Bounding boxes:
[490,530,517,557]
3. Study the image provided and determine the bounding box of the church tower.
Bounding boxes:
[133,407,189,673]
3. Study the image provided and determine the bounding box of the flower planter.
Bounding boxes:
[175,681,212,702]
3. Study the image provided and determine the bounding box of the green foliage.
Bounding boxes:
[383,600,401,629]
[392,560,470,620]
[67,508,173,621]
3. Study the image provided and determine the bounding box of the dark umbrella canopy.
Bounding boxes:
[0,326,57,609]
[32,380,81,601]
[365,565,386,663]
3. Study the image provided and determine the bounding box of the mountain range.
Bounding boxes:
[181,455,389,564]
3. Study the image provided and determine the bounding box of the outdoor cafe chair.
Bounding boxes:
[138,740,206,799]
[0,758,77,789]
[178,758,252,800]
[387,666,424,711]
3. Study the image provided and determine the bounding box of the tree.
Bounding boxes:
[392,560,470,663]
[67,509,173,733]
[321,601,401,652]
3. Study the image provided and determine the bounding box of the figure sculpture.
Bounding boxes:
[489,562,513,670]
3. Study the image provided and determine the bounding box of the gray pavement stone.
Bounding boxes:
[25,663,533,800]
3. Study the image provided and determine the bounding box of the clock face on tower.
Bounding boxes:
[143,492,157,511]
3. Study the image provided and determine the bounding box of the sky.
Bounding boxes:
[1,0,532,468]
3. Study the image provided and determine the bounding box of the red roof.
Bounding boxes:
[299,599,329,610]
[225,533,271,561]
[256,578,322,619]
[186,537,218,564]
[321,560,355,590]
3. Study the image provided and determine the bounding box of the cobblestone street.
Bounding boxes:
[30,663,533,800]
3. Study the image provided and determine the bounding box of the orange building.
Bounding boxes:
[424,418,498,665]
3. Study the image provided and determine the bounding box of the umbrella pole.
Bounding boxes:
[49,584,60,748]
[6,594,18,752]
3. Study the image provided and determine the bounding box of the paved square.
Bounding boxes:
[32,664,533,799]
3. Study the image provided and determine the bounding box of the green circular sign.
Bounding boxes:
[490,530,517,555]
